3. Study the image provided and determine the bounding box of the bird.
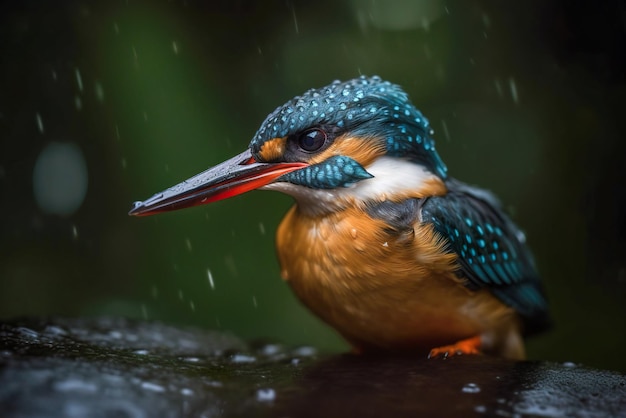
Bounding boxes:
[129,76,550,360]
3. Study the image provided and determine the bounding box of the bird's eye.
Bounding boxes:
[297,128,328,152]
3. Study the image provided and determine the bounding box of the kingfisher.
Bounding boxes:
[129,76,549,360]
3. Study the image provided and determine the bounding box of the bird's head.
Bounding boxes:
[130,76,448,217]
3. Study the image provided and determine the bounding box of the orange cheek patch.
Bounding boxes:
[309,135,386,167]
[258,137,287,162]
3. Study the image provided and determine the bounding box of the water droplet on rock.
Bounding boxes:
[230,353,256,364]
[256,388,276,402]
[461,382,481,393]
[140,381,166,393]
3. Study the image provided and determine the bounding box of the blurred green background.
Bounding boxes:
[1,0,624,371]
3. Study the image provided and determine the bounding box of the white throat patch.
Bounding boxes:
[262,157,436,216]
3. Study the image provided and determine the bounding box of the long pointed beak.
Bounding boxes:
[129,148,306,217]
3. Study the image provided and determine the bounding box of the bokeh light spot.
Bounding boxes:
[33,142,88,216]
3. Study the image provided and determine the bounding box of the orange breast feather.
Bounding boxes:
[276,204,518,354]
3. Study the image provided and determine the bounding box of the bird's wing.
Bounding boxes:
[420,180,550,333]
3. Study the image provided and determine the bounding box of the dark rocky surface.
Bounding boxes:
[0,317,624,418]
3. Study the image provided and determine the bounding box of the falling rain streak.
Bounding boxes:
[35,113,44,134]
[207,269,215,289]
[75,68,83,92]
[509,77,519,104]
[494,78,503,98]
[291,5,299,34]
[94,82,104,102]
[132,46,139,69]
[172,41,178,54]
[441,119,450,142]
[423,43,431,60]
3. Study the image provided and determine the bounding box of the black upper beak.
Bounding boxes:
[129,148,307,217]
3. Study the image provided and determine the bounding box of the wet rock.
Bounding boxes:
[0,317,624,417]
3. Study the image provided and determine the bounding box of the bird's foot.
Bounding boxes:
[428,336,482,359]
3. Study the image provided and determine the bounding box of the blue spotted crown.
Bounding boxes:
[250,76,448,179]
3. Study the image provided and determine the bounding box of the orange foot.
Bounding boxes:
[428,336,482,359]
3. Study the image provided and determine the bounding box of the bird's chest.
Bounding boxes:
[275,205,481,350]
